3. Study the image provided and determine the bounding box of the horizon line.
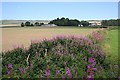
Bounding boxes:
[0,18,118,21]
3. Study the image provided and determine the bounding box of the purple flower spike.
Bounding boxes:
[56,69,60,75]
[7,64,13,77]
[23,68,26,74]
[66,68,72,78]
[87,65,91,69]
[45,68,50,77]
[87,75,92,78]
[7,70,11,75]
[87,75,94,80]
[91,62,96,67]
[19,67,26,74]
[88,57,95,63]
[118,76,120,80]
[8,64,12,69]
[80,51,82,54]
[92,68,97,71]
[30,63,33,68]
[19,67,23,73]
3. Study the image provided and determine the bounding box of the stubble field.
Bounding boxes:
[2,27,97,52]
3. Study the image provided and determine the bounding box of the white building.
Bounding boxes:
[87,20,102,26]
[41,24,57,27]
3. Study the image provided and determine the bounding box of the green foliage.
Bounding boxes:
[40,23,44,26]
[25,21,31,26]
[101,19,119,26]
[80,20,89,27]
[34,22,39,26]
[49,17,81,26]
[21,22,24,27]
[31,23,34,26]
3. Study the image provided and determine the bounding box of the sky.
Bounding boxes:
[1,0,120,2]
[2,2,118,20]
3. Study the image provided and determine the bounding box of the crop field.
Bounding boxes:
[2,27,98,52]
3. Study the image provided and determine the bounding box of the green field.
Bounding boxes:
[106,29,118,56]
[102,29,118,64]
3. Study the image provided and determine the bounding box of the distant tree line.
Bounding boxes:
[101,19,120,26]
[21,18,90,27]
[21,21,44,27]
[21,18,120,27]
[48,17,89,27]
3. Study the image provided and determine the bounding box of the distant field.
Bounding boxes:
[0,24,20,28]
[2,27,98,52]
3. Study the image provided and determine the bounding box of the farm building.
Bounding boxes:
[41,24,57,27]
[87,20,102,26]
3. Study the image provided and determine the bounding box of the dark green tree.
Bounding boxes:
[40,23,44,26]
[49,17,81,26]
[25,21,31,26]
[34,22,39,26]
[80,21,89,27]
[101,19,119,26]
[118,19,120,26]
[31,23,34,26]
[101,20,108,26]
[21,22,24,27]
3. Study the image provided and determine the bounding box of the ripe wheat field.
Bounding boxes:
[2,27,98,52]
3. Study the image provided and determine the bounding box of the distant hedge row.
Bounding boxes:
[21,22,44,27]
[101,19,120,26]
[21,18,120,27]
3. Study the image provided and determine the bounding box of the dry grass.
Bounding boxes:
[2,27,97,52]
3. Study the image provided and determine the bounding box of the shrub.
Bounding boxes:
[34,22,39,26]
[25,21,31,26]
[21,22,24,27]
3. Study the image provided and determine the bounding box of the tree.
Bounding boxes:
[101,19,119,26]
[80,21,89,27]
[117,19,120,26]
[48,17,81,26]
[101,20,108,26]
[34,22,39,26]
[40,23,44,26]
[21,22,24,27]
[25,21,31,26]
[56,18,59,20]
[31,23,34,26]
